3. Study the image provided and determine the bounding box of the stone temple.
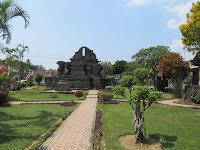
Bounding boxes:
[46,47,104,90]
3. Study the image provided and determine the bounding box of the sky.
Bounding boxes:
[0,0,198,70]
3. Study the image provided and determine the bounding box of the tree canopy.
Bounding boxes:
[112,60,127,75]
[179,1,200,53]
[0,0,30,43]
[120,75,134,94]
[100,61,113,76]
[157,52,189,93]
[132,46,170,87]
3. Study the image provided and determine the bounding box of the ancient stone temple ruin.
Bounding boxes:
[182,53,200,103]
[46,47,104,90]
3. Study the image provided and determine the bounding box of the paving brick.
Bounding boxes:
[38,90,98,150]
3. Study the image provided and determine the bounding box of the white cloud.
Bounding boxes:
[169,39,194,60]
[169,39,183,51]
[164,0,198,29]
[126,0,151,7]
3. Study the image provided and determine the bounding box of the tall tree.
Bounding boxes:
[132,46,170,88]
[133,68,150,85]
[1,47,18,77]
[112,60,127,76]
[121,75,134,94]
[16,43,29,62]
[100,61,113,76]
[157,52,189,93]
[16,43,29,79]
[0,0,30,43]
[179,1,200,53]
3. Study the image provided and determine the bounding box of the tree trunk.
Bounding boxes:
[133,102,145,143]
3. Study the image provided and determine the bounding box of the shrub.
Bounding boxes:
[74,90,83,100]
[34,74,43,85]
[20,82,27,87]
[27,81,34,87]
[156,79,168,91]
[150,91,163,98]
[99,91,104,98]
[195,90,200,104]
[113,85,125,97]
[105,86,113,91]
[102,94,113,101]
[0,91,8,105]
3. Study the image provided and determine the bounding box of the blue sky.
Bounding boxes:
[0,0,198,70]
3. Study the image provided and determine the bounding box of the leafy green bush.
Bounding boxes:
[105,86,114,90]
[20,82,27,87]
[195,90,200,104]
[27,81,34,87]
[74,90,83,100]
[147,93,158,102]
[113,85,125,97]
[150,91,163,98]
[102,94,113,101]
[34,74,43,85]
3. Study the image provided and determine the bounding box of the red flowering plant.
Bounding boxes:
[0,90,8,105]
[74,90,83,100]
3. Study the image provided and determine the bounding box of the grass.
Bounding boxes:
[158,92,177,100]
[102,102,200,150]
[8,86,87,101]
[0,103,78,150]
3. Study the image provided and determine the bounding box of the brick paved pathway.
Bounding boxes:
[38,90,98,150]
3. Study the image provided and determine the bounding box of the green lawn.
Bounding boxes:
[8,86,87,101]
[102,102,200,150]
[0,104,78,150]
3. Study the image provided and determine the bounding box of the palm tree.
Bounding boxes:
[0,0,30,43]
[1,47,18,77]
[16,42,29,62]
[16,42,29,79]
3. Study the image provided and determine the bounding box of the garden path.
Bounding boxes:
[38,90,98,150]
[157,99,200,108]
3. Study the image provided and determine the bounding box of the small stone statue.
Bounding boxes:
[182,71,193,102]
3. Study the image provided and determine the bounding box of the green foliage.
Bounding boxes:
[150,91,163,98]
[0,74,12,86]
[34,74,43,84]
[112,60,127,75]
[195,90,200,104]
[132,46,170,87]
[27,81,34,87]
[105,86,114,90]
[121,75,134,93]
[133,68,149,85]
[0,0,30,43]
[113,85,125,97]
[100,61,113,76]
[130,86,150,101]
[102,94,114,101]
[147,93,157,102]
[179,1,200,53]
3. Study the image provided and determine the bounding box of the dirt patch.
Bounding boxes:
[118,135,161,150]
[23,87,37,90]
